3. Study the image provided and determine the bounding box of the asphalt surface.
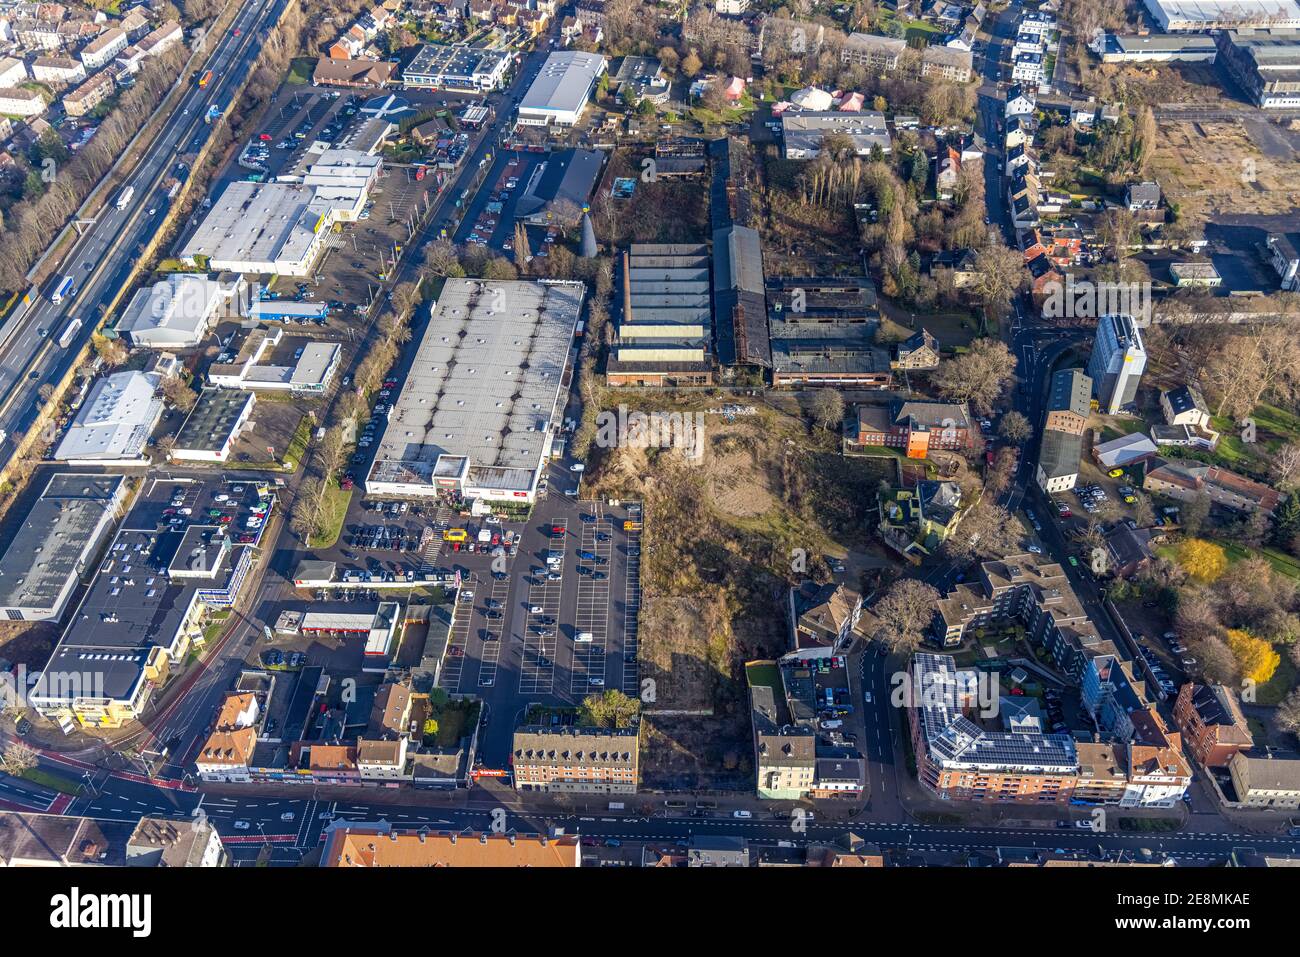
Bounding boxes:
[56,765,1300,866]
[0,0,288,447]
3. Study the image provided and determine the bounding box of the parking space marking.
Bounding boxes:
[518,517,566,696]
[570,503,611,696]
[438,574,477,692]
[622,513,642,695]
[476,573,511,688]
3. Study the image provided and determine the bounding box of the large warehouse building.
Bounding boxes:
[54,371,164,464]
[1216,28,1300,108]
[516,51,606,127]
[116,274,242,349]
[1141,0,1300,31]
[179,148,380,277]
[30,516,258,730]
[0,474,127,622]
[365,279,584,505]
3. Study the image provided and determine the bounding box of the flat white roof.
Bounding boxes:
[55,371,163,461]
[117,273,231,346]
[1142,0,1300,26]
[519,51,606,117]
[367,279,583,491]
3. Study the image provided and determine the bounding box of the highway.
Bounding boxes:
[0,0,289,449]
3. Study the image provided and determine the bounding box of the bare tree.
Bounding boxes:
[872,579,940,654]
[809,390,846,431]
[998,410,1032,445]
[0,741,37,777]
[931,338,1018,416]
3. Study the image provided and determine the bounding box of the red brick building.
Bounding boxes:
[1173,683,1254,768]
[851,400,973,459]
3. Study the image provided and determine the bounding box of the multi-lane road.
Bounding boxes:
[0,0,289,449]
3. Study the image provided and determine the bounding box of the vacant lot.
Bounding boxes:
[1149,120,1300,232]
[585,399,884,788]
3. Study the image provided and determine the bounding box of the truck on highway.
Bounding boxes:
[58,318,81,348]
[50,275,73,304]
[198,70,213,88]
[205,103,222,124]
[115,185,134,210]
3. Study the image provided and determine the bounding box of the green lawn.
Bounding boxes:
[308,480,352,548]
[1205,402,1300,477]
[1161,540,1300,581]
[286,57,315,85]
[21,768,81,794]
[1255,651,1296,707]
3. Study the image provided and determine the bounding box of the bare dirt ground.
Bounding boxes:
[586,400,886,789]
[1087,62,1228,108]
[0,621,58,671]
[1150,120,1300,232]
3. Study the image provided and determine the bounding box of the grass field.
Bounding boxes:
[286,57,315,85]
[308,480,352,548]
[21,767,80,794]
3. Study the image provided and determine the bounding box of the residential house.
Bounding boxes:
[62,69,114,116]
[1161,384,1210,429]
[1267,233,1299,291]
[935,146,962,200]
[841,32,907,72]
[1005,85,1036,117]
[878,480,965,560]
[1124,708,1192,808]
[1126,181,1162,211]
[1103,522,1157,578]
[791,581,862,649]
[322,825,581,866]
[892,328,940,369]
[688,836,751,866]
[30,55,84,84]
[1173,683,1254,768]
[1012,51,1045,84]
[1143,460,1281,515]
[126,816,227,867]
[80,26,126,69]
[194,692,259,782]
[356,738,409,780]
[920,44,973,81]
[929,248,978,287]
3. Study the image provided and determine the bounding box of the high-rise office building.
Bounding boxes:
[1087,314,1146,415]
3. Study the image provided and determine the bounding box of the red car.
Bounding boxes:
[219,515,232,524]
[237,533,255,543]
[340,478,354,491]
[259,133,271,141]
[233,27,241,35]
[551,525,564,535]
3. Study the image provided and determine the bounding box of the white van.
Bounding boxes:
[575,632,594,643]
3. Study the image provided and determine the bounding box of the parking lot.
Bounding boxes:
[395,473,645,768]
[452,150,556,255]
[135,472,279,547]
